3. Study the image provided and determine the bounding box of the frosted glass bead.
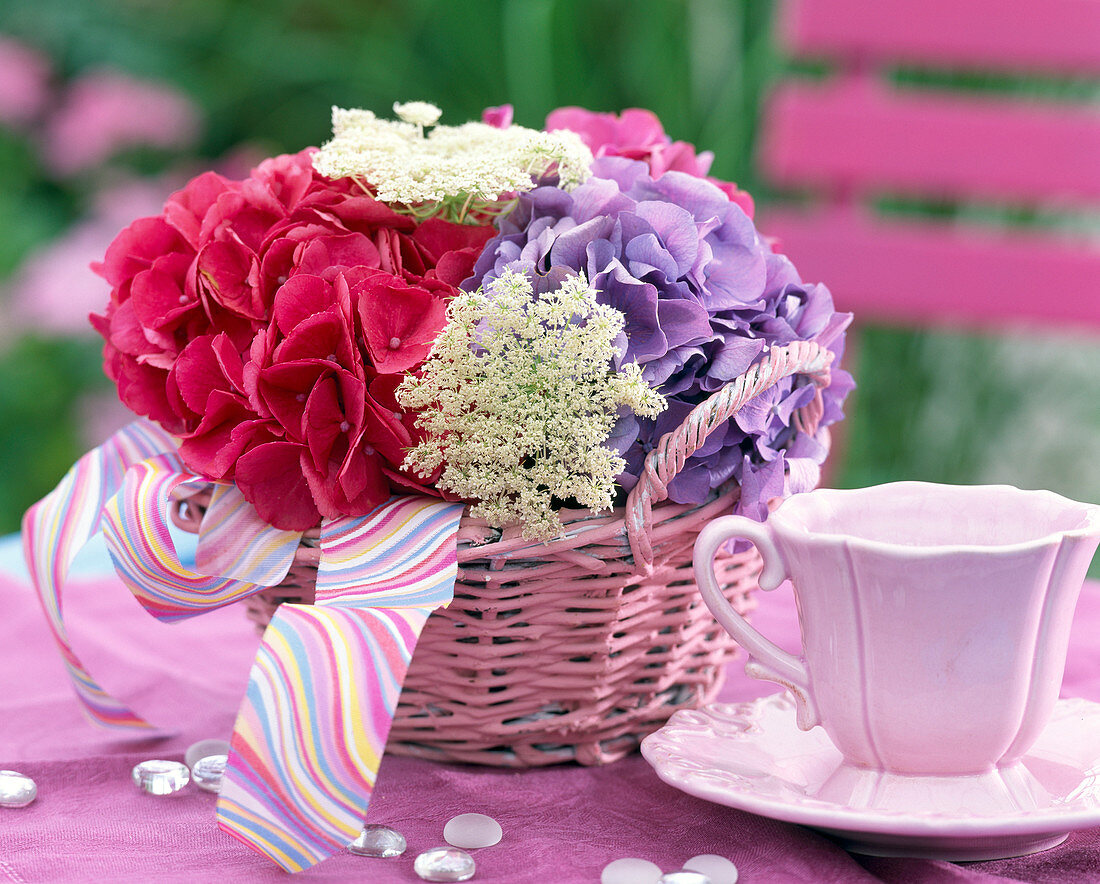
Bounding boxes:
[414,846,476,881]
[683,855,738,884]
[659,872,712,884]
[443,812,503,849]
[131,760,190,795]
[185,738,231,770]
[601,857,663,884]
[0,771,37,808]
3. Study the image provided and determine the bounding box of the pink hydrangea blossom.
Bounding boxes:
[93,151,494,529]
[546,106,755,217]
[42,70,200,176]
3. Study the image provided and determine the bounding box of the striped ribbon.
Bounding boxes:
[216,497,464,871]
[194,483,305,585]
[21,420,179,728]
[23,421,465,873]
[100,456,301,621]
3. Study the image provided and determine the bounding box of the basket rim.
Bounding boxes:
[171,480,744,567]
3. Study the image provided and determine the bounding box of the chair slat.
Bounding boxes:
[781,0,1100,76]
[760,81,1100,205]
[761,208,1100,329]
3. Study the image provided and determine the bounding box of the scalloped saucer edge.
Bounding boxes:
[641,693,1100,861]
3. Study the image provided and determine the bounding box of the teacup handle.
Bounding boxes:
[694,516,821,731]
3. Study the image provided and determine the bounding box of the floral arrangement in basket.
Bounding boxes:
[92,100,850,539]
[25,100,851,872]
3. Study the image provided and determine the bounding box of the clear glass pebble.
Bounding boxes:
[191,754,228,793]
[443,812,503,849]
[0,770,37,808]
[601,857,663,884]
[659,872,712,884]
[683,855,738,884]
[414,846,476,882]
[131,760,190,795]
[185,738,231,770]
[348,824,407,858]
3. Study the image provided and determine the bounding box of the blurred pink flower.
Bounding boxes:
[42,70,200,175]
[481,105,513,128]
[0,37,52,128]
[5,176,173,335]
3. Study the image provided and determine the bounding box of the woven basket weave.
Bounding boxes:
[173,341,833,767]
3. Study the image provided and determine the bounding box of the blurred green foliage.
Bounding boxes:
[0,337,105,528]
[0,0,781,532]
[0,130,74,278]
[1,0,777,188]
[0,0,1098,579]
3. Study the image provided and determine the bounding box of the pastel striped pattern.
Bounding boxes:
[100,456,301,622]
[21,420,179,728]
[316,496,467,607]
[216,604,433,870]
[217,496,465,873]
[101,461,303,620]
[194,484,302,585]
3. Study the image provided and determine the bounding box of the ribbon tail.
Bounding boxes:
[21,420,179,729]
[216,495,465,871]
[216,603,433,872]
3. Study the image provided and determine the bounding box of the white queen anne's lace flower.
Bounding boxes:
[312,103,593,216]
[397,269,666,540]
[392,100,442,128]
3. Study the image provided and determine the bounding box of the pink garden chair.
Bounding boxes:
[756,0,1100,332]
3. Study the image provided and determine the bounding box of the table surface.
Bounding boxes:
[2,534,1099,884]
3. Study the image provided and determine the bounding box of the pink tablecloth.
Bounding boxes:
[2,535,1099,884]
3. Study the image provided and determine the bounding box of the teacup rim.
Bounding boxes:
[772,481,1100,556]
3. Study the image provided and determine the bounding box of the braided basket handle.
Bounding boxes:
[624,340,834,573]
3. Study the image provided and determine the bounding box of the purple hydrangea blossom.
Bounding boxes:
[465,156,853,517]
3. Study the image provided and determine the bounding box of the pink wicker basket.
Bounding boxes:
[173,342,832,767]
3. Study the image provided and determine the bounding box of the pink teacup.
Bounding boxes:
[694,483,1100,808]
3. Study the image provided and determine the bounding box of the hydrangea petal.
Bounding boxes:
[593,263,666,364]
[130,266,197,345]
[164,171,236,249]
[633,200,699,277]
[705,334,766,385]
[256,360,330,439]
[655,298,713,349]
[302,374,353,472]
[737,454,787,522]
[180,404,275,481]
[197,239,262,320]
[96,216,188,289]
[549,216,617,270]
[171,335,230,415]
[294,233,380,278]
[235,441,320,530]
[357,273,449,374]
[624,232,680,283]
[274,310,355,369]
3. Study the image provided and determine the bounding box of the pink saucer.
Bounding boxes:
[641,693,1100,861]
